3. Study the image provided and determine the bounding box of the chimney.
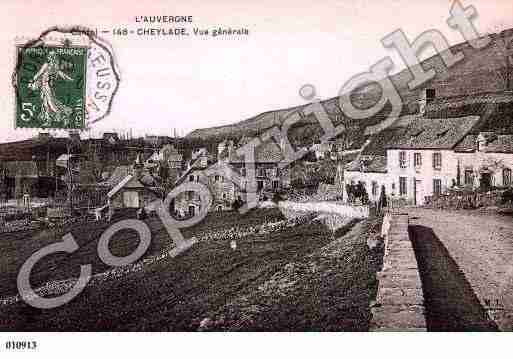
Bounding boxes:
[418,88,436,116]
[133,153,144,179]
[227,140,234,158]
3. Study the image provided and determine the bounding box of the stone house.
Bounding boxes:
[453,132,513,189]
[0,161,39,201]
[173,137,290,215]
[103,155,161,212]
[107,175,160,210]
[342,116,417,204]
[344,155,389,203]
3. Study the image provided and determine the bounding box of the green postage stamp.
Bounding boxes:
[15,45,87,129]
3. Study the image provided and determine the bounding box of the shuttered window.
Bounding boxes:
[432,152,442,170]
[399,151,407,168]
[464,170,473,186]
[433,179,442,196]
[504,168,512,187]
[414,153,422,167]
[399,177,407,196]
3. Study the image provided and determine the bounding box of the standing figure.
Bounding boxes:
[378,185,387,213]
[28,51,74,127]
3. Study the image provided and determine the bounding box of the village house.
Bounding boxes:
[105,155,161,212]
[146,144,184,185]
[344,155,389,203]
[0,161,39,202]
[343,116,417,204]
[453,132,513,189]
[385,115,481,205]
[172,137,290,216]
[341,113,513,206]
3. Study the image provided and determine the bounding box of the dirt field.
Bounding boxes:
[0,209,381,331]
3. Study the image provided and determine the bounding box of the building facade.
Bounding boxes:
[173,137,290,216]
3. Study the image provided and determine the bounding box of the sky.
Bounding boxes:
[1,0,512,143]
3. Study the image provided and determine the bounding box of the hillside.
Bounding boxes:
[186,29,513,144]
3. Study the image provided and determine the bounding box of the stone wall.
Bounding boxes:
[370,213,426,331]
[279,200,369,219]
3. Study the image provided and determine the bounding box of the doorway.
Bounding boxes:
[480,172,492,190]
[415,180,424,206]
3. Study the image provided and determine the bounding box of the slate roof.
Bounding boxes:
[482,134,513,153]
[455,134,513,153]
[386,115,480,150]
[345,155,387,173]
[107,175,136,198]
[453,134,477,152]
[229,138,283,164]
[101,165,131,187]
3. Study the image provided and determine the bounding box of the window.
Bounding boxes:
[414,153,422,167]
[464,169,473,186]
[399,151,407,168]
[189,175,195,182]
[258,168,265,177]
[257,180,264,190]
[214,175,220,182]
[372,181,378,196]
[425,88,436,103]
[399,177,407,196]
[187,191,194,201]
[222,193,227,199]
[272,180,279,189]
[241,168,246,176]
[503,168,512,187]
[433,179,442,196]
[432,152,442,170]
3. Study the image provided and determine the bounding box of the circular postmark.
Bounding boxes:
[298,83,317,101]
[12,26,120,130]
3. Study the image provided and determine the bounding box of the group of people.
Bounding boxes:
[345,181,369,205]
[345,181,388,213]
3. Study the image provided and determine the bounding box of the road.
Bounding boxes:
[408,208,513,331]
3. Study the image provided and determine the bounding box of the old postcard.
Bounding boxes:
[1,0,513,357]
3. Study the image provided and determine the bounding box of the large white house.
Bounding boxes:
[385,115,480,205]
[344,114,513,206]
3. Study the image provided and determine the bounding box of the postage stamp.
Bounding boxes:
[15,45,87,129]
[13,27,120,130]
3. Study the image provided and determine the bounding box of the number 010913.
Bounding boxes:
[5,340,38,350]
